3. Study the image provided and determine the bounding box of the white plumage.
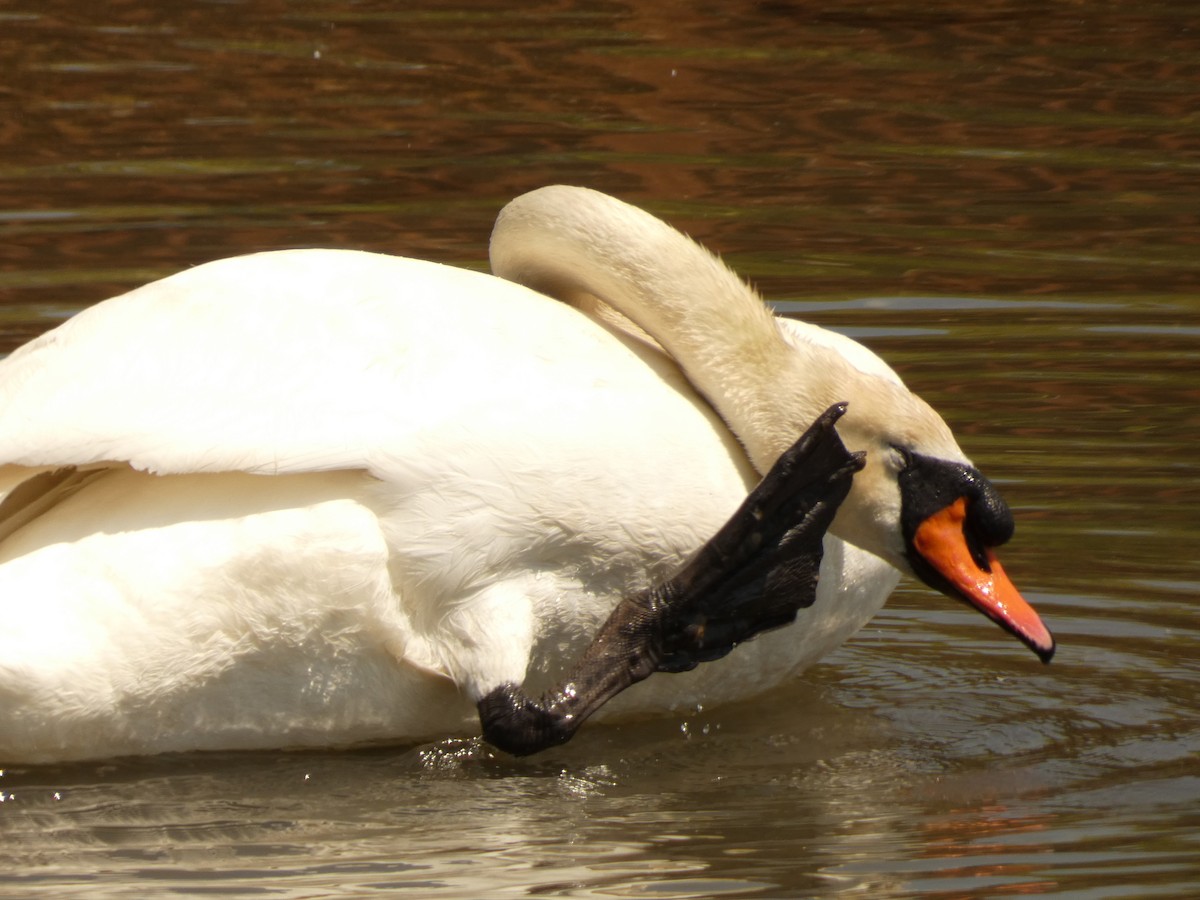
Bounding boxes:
[0,191,922,763]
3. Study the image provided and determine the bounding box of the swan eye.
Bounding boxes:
[887,445,911,473]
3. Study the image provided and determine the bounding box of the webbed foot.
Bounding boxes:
[478,403,862,755]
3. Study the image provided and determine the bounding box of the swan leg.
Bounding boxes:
[477,403,864,756]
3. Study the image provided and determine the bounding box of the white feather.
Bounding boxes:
[0,195,911,764]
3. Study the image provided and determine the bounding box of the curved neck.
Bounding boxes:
[489,186,827,472]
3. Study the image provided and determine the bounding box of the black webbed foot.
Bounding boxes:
[478,403,863,756]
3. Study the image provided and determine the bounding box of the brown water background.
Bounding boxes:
[1,1,1198,897]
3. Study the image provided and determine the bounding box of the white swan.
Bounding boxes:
[0,186,1052,763]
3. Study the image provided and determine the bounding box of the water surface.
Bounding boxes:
[1,1,1197,897]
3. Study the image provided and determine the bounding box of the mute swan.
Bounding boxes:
[0,186,1053,763]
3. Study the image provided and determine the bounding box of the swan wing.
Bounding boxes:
[0,248,609,478]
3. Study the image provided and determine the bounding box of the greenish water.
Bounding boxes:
[1,1,1197,897]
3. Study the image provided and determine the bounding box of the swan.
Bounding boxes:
[0,186,1053,764]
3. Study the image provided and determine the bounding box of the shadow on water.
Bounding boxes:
[1,0,1198,896]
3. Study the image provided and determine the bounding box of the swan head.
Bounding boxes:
[488,186,1053,664]
[775,322,1055,663]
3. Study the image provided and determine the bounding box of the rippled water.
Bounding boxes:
[1,1,1198,897]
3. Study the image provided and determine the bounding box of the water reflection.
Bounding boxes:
[1,0,1199,896]
[4,0,1198,309]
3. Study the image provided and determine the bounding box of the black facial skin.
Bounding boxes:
[897,449,1015,594]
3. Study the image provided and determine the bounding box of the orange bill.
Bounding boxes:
[913,497,1055,662]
